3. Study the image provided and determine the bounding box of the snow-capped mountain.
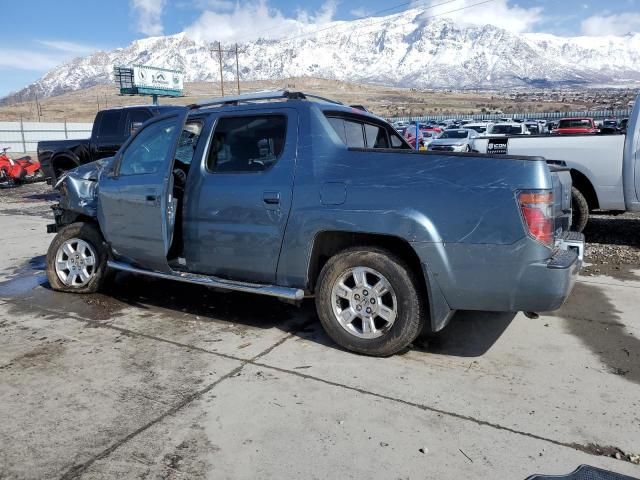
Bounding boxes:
[5,8,640,102]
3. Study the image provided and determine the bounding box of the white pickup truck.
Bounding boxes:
[473,94,640,231]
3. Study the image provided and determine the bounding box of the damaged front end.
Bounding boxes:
[47,158,113,233]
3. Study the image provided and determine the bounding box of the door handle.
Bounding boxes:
[263,191,280,205]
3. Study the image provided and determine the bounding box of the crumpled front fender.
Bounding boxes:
[55,157,113,218]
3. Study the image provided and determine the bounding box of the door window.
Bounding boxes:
[126,109,152,136]
[207,115,287,172]
[175,121,203,167]
[364,123,390,148]
[118,117,177,176]
[98,110,123,138]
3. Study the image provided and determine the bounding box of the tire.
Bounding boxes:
[46,222,109,293]
[571,186,589,233]
[315,247,426,357]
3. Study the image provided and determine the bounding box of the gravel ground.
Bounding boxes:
[2,182,639,279]
[582,212,640,279]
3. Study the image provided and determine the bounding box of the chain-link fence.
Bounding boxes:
[387,109,633,123]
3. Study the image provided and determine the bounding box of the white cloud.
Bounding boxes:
[0,49,65,71]
[350,7,372,18]
[420,0,543,33]
[36,40,99,55]
[0,40,101,71]
[185,0,338,43]
[131,0,166,36]
[581,13,640,36]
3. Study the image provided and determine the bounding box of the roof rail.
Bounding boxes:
[189,90,343,110]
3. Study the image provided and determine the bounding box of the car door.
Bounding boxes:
[183,108,297,284]
[98,111,187,272]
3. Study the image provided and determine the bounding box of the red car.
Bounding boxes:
[553,118,598,135]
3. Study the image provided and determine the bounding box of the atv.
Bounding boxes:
[0,147,44,187]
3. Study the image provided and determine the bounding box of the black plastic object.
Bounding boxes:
[527,465,639,480]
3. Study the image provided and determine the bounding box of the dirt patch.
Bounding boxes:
[573,443,640,465]
[0,342,66,371]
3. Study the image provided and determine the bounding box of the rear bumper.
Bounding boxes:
[412,233,584,316]
[512,233,583,312]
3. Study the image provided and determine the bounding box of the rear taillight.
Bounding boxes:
[518,191,554,247]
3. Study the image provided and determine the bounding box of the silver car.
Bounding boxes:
[428,128,478,152]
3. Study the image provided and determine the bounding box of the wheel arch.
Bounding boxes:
[51,152,81,180]
[306,230,454,333]
[570,168,599,211]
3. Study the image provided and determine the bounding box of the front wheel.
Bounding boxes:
[315,247,426,356]
[46,222,109,293]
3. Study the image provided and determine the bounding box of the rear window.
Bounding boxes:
[489,125,523,135]
[327,115,406,149]
[558,119,592,128]
[439,130,468,139]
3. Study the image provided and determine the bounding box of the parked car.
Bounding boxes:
[464,122,494,134]
[487,123,531,136]
[427,128,478,152]
[602,118,619,131]
[472,93,640,232]
[524,121,542,135]
[553,118,598,135]
[45,90,582,357]
[38,105,183,183]
[620,118,629,133]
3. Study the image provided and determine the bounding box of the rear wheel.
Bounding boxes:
[315,247,426,356]
[46,222,109,293]
[571,187,589,233]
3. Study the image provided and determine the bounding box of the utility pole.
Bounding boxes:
[235,43,240,95]
[34,92,41,122]
[217,42,225,97]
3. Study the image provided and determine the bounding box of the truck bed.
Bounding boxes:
[472,134,627,210]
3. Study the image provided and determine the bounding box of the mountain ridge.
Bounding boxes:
[4,9,640,103]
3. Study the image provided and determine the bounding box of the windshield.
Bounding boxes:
[558,119,592,128]
[489,125,522,135]
[439,130,468,139]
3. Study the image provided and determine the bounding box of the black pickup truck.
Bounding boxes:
[38,105,182,183]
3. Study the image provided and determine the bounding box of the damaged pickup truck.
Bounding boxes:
[46,91,584,356]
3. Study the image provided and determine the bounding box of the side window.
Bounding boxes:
[126,109,152,136]
[207,115,286,172]
[119,118,177,176]
[98,110,123,138]
[175,121,203,166]
[344,120,365,148]
[364,123,390,148]
[389,130,409,149]
[328,117,347,144]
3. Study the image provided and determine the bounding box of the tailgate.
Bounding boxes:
[548,163,572,235]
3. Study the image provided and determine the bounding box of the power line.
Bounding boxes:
[233,0,496,54]
[284,0,498,46]
[233,0,457,45]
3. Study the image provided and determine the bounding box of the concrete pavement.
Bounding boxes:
[0,185,638,479]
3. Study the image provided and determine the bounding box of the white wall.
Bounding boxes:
[0,122,93,153]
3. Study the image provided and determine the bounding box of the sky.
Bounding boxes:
[1,0,639,97]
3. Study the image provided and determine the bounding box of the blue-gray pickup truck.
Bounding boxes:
[45,90,584,356]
